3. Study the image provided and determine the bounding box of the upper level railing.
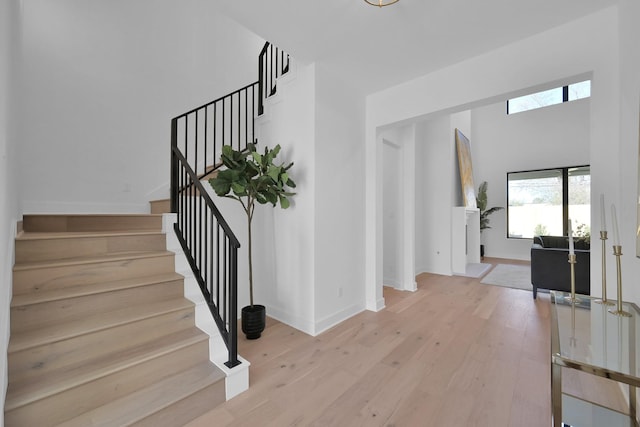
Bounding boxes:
[258,42,290,115]
[169,41,289,369]
[175,81,260,183]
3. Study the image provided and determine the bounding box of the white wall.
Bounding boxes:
[415,116,454,275]
[414,111,471,276]
[618,0,640,304]
[0,0,19,419]
[471,97,591,260]
[381,125,416,292]
[19,0,264,214]
[246,60,367,335]
[366,7,620,308]
[314,63,367,331]
[251,62,317,334]
[383,138,402,287]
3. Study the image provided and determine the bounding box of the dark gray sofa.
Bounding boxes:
[530,235,590,299]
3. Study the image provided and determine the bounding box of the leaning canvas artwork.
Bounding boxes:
[455,129,477,208]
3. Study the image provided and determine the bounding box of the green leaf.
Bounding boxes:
[279,195,290,209]
[267,165,281,182]
[251,152,262,164]
[231,182,247,196]
[255,193,268,204]
[209,178,231,196]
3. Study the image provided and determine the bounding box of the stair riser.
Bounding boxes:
[13,254,176,295]
[133,381,226,427]
[150,199,171,215]
[8,307,198,387]
[15,234,168,263]
[23,215,163,233]
[5,339,210,427]
[11,279,185,334]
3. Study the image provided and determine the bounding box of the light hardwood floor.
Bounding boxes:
[187,258,626,427]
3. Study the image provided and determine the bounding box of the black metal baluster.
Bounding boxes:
[216,223,221,307]
[223,235,227,327]
[204,107,208,177]
[213,102,217,168]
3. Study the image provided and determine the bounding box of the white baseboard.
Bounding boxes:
[314,303,364,336]
[264,304,316,337]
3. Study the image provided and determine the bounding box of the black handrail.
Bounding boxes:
[169,41,290,370]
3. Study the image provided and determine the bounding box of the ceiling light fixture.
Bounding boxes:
[364,0,399,7]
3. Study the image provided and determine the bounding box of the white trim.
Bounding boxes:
[313,303,365,336]
[264,303,316,337]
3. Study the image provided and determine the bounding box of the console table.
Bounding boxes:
[551,291,639,426]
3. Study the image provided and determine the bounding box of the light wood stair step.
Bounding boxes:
[15,230,168,263]
[11,275,185,333]
[8,297,194,353]
[6,327,207,409]
[8,303,199,385]
[10,272,184,307]
[13,250,176,294]
[58,361,225,427]
[5,329,212,426]
[23,214,163,233]
[150,199,171,214]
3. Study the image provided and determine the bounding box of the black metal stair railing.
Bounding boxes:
[171,142,241,368]
[169,41,289,369]
[258,42,290,115]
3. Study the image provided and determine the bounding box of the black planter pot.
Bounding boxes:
[480,244,485,259]
[241,305,266,340]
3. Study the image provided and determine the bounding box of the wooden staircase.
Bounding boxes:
[5,214,226,426]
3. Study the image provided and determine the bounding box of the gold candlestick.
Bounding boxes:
[608,245,632,317]
[595,230,614,305]
[565,254,578,303]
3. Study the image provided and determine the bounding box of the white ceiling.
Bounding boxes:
[218,0,618,94]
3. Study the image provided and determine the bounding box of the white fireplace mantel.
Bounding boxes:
[451,206,480,275]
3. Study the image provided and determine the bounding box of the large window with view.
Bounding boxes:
[507,166,590,239]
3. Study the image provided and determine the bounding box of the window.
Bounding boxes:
[507,166,590,239]
[507,80,591,114]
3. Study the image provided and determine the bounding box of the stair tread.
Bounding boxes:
[58,361,224,427]
[13,250,174,271]
[8,297,194,353]
[6,328,209,411]
[23,214,164,233]
[11,272,184,307]
[16,230,165,241]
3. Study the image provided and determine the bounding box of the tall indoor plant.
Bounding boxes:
[476,181,503,257]
[209,143,296,339]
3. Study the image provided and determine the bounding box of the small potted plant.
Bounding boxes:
[476,181,503,258]
[209,143,296,339]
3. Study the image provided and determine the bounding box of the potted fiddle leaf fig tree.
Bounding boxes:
[476,181,503,258]
[209,143,296,340]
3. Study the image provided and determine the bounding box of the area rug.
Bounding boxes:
[454,263,492,278]
[480,264,532,291]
